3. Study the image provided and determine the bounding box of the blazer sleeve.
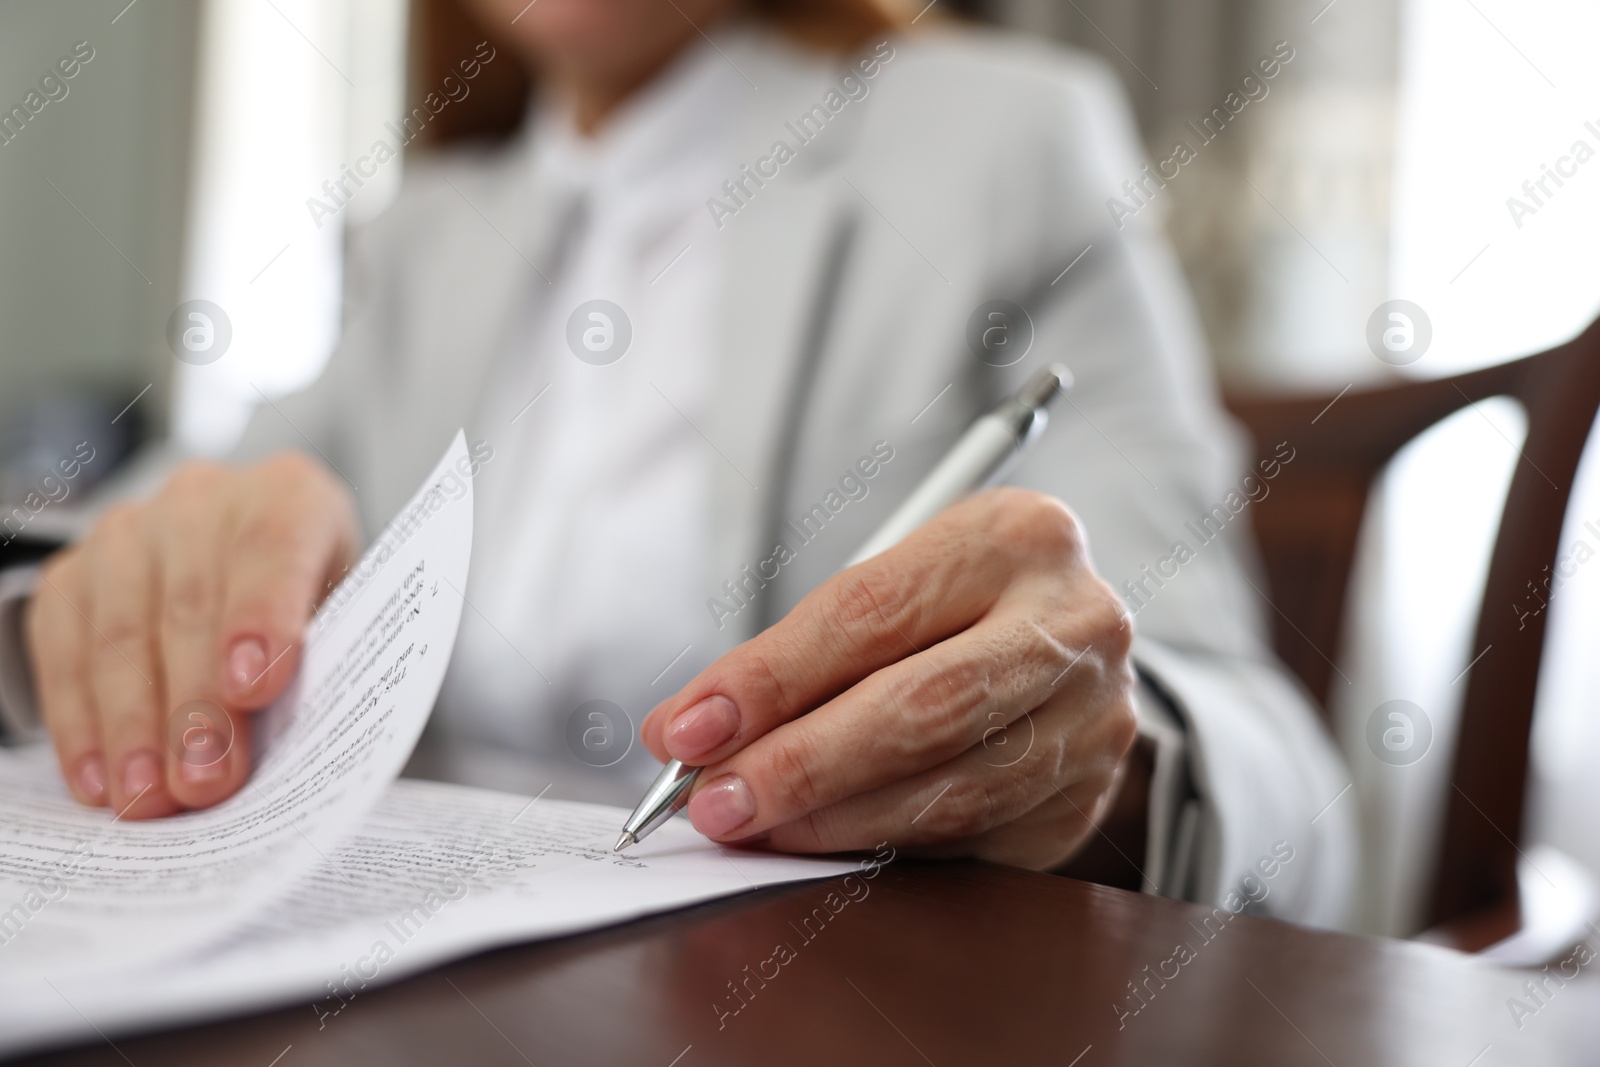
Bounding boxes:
[992,49,1355,927]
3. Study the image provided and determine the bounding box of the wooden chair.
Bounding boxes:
[1224,315,1600,949]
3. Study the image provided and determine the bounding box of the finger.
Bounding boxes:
[28,551,108,806]
[763,704,1119,868]
[217,453,358,709]
[643,492,1053,765]
[152,464,247,808]
[83,506,180,819]
[166,700,250,810]
[948,775,1113,869]
[683,606,1104,841]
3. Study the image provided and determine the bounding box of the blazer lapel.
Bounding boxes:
[390,143,570,508]
[710,164,852,643]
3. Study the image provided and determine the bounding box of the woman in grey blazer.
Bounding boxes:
[17,0,1353,925]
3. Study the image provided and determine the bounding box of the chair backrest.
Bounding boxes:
[1224,315,1600,937]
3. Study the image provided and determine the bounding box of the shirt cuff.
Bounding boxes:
[0,565,43,743]
[1132,667,1194,898]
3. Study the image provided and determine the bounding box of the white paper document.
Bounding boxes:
[0,433,855,1057]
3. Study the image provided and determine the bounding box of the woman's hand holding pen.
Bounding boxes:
[641,488,1139,870]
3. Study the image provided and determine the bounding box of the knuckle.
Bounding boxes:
[1081,577,1135,661]
[257,449,319,483]
[229,508,300,559]
[161,460,227,503]
[730,646,794,722]
[241,454,354,549]
[1027,712,1069,782]
[986,489,1083,562]
[86,637,140,681]
[85,627,152,695]
[885,659,984,751]
[763,736,825,817]
[163,567,217,626]
[89,502,146,546]
[255,451,337,506]
[91,609,147,653]
[918,777,993,839]
[1032,583,1132,696]
[1016,614,1067,667]
[831,568,914,649]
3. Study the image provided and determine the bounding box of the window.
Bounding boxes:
[173,0,407,454]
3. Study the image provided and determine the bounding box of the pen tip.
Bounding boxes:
[614,832,636,853]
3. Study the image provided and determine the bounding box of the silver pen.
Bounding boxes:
[614,364,1073,852]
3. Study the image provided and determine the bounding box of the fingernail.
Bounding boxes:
[687,774,756,838]
[122,750,162,802]
[178,728,230,784]
[75,754,107,803]
[227,637,269,693]
[665,695,740,761]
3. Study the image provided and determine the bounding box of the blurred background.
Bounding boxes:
[1,0,1596,941]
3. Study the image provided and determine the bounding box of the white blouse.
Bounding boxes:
[423,33,776,805]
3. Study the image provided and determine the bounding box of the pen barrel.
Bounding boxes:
[846,414,1025,567]
[620,758,698,842]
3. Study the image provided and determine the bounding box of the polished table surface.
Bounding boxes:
[17,861,1599,1066]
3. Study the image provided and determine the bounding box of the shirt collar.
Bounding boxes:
[530,20,758,196]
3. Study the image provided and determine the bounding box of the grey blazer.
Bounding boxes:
[13,27,1355,924]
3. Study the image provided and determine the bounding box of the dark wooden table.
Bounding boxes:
[17,862,1599,1066]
